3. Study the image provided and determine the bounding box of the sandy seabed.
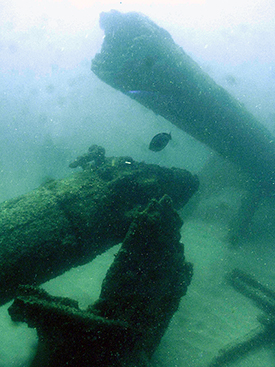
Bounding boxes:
[1,195,275,367]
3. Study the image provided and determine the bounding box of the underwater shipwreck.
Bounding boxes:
[2,10,275,366]
[3,145,198,366]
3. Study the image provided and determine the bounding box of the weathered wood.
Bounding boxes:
[91,10,275,195]
[9,196,192,366]
[208,269,275,366]
[0,149,198,305]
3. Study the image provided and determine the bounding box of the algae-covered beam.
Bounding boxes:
[91,10,275,195]
[0,147,198,306]
[9,196,192,366]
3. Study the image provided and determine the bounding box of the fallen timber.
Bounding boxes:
[91,10,275,196]
[208,269,275,366]
[0,146,198,306]
[9,195,193,366]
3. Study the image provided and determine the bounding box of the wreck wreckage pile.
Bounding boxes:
[5,8,275,365]
[1,145,199,366]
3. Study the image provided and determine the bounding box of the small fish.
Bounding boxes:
[149,132,172,152]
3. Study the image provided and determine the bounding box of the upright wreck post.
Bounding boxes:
[9,196,192,366]
[91,10,275,196]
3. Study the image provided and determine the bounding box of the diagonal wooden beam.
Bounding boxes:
[91,10,275,196]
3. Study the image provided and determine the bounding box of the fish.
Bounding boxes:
[149,132,172,152]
